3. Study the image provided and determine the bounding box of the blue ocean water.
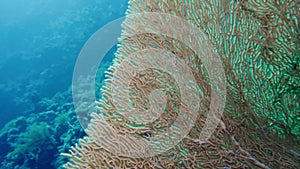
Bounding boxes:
[0,0,128,168]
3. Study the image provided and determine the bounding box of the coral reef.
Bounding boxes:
[63,0,300,168]
[0,1,129,168]
[0,88,85,169]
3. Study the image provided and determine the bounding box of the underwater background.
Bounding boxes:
[0,0,128,168]
[0,0,299,169]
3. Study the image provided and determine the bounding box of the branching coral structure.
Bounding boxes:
[62,0,300,168]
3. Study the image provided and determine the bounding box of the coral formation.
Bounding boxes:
[63,0,300,168]
[0,89,85,169]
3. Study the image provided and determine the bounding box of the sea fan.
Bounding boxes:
[62,0,300,168]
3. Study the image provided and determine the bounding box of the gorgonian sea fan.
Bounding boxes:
[62,0,300,168]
